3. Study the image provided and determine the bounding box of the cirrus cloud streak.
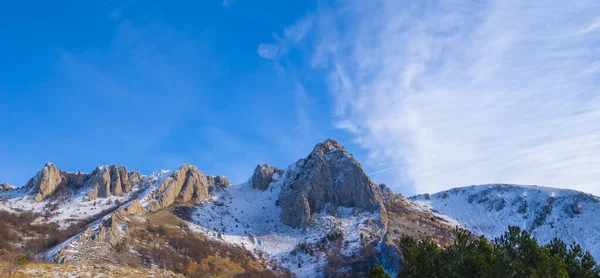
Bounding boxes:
[278,0,600,195]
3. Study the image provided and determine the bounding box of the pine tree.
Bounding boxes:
[396,226,600,278]
[368,264,391,278]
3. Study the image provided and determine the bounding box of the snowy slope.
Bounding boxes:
[0,167,178,228]
[0,167,181,263]
[187,166,385,277]
[39,170,176,262]
[411,184,600,260]
[0,186,135,228]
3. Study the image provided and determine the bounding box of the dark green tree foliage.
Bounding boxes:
[398,226,600,278]
[369,263,392,278]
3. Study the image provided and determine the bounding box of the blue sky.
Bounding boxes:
[1,0,600,196]
[0,0,363,191]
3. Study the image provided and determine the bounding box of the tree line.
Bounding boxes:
[392,226,599,278]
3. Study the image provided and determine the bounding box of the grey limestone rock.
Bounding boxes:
[86,165,141,201]
[25,162,92,202]
[147,164,229,212]
[278,139,386,229]
[251,164,282,191]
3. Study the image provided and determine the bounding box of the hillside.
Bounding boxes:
[411,184,600,260]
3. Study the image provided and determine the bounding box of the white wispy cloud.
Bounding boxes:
[578,17,600,35]
[287,0,600,195]
[283,15,313,43]
[257,43,280,60]
[257,15,313,61]
[368,167,404,177]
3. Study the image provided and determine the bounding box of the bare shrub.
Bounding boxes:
[147,224,169,237]
[113,239,128,253]
[0,250,27,275]
[173,205,195,221]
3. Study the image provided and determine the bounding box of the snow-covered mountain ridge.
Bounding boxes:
[411,184,600,260]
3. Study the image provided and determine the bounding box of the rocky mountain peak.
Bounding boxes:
[20,162,145,202]
[251,164,282,191]
[86,165,141,201]
[0,182,15,190]
[311,138,345,154]
[25,162,67,202]
[147,164,229,212]
[278,139,386,229]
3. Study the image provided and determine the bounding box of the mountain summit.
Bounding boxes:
[0,182,15,191]
[278,139,386,229]
[24,162,90,202]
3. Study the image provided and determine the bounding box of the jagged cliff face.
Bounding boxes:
[278,139,385,229]
[86,165,142,201]
[14,161,229,213]
[146,164,230,212]
[251,164,281,191]
[206,175,231,192]
[24,163,91,202]
[24,163,65,202]
[22,162,143,202]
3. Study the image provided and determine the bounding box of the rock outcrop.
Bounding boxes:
[115,199,145,215]
[251,164,282,190]
[125,199,145,215]
[207,175,231,193]
[23,163,141,202]
[25,163,64,202]
[0,182,15,191]
[25,163,92,202]
[80,215,125,246]
[147,164,229,212]
[86,165,142,201]
[128,172,143,191]
[278,139,386,229]
[63,171,89,189]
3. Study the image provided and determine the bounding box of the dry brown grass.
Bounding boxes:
[113,210,281,277]
[383,194,456,246]
[0,263,183,277]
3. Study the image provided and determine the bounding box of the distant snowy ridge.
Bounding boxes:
[411,184,600,260]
